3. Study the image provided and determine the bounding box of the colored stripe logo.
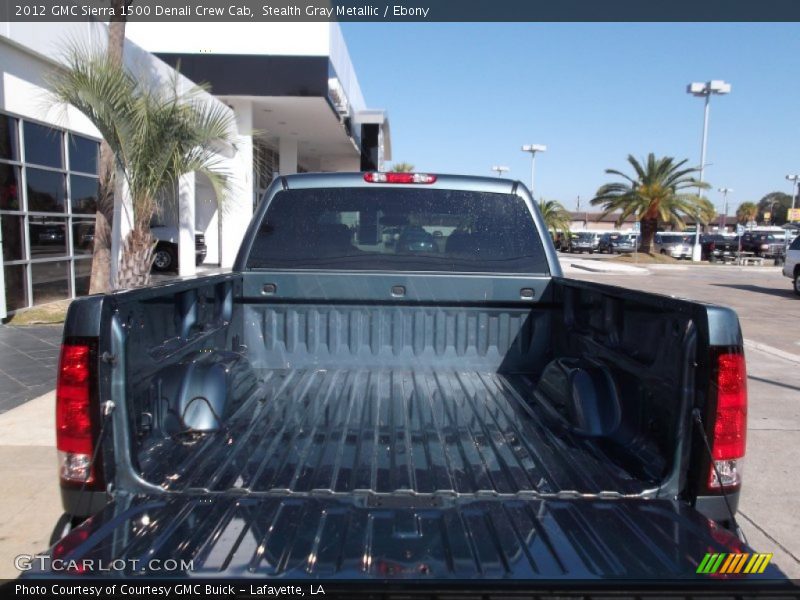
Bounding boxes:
[696,552,773,574]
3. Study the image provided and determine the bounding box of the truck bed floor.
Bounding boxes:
[139,369,651,496]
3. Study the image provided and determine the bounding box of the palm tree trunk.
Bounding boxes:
[638,218,658,253]
[87,2,128,293]
[116,227,155,289]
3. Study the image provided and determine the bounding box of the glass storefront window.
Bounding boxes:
[0,164,21,210]
[70,175,99,214]
[1,114,102,312]
[31,260,69,305]
[69,135,99,175]
[74,258,92,296]
[27,168,66,212]
[1,214,25,261]
[29,216,67,258]
[24,121,63,169]
[72,219,95,255]
[0,115,19,161]
[3,264,27,311]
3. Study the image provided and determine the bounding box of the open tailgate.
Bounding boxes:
[29,495,784,581]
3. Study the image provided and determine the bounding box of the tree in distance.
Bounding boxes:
[591,153,709,253]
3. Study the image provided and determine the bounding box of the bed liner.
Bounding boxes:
[139,369,653,497]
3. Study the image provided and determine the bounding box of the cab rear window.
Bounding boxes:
[246,187,549,274]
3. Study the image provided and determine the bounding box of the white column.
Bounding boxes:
[110,167,133,288]
[279,137,298,175]
[220,100,254,269]
[178,172,196,277]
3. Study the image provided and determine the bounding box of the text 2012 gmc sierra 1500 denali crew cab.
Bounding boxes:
[37,172,780,582]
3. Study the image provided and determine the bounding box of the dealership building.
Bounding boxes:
[0,21,391,318]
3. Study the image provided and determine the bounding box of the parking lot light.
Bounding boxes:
[786,174,799,212]
[687,80,732,260]
[491,165,510,177]
[521,144,547,200]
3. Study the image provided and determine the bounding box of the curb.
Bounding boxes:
[744,339,800,365]
[569,262,651,275]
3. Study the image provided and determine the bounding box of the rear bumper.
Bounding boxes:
[60,487,108,520]
[695,490,740,525]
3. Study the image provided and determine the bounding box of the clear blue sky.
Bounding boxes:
[342,23,800,212]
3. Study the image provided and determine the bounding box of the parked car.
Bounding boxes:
[564,231,600,253]
[150,225,208,272]
[34,224,65,245]
[654,233,693,259]
[782,233,800,295]
[76,223,208,271]
[700,234,738,262]
[598,232,635,254]
[39,173,773,581]
[739,230,787,258]
[397,225,438,253]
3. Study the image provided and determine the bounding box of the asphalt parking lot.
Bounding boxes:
[0,260,797,578]
[567,258,800,577]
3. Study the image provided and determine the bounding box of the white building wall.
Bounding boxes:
[126,22,331,55]
[195,175,220,265]
[0,21,244,277]
[221,98,254,268]
[0,34,99,137]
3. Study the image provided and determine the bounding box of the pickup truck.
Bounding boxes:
[38,172,779,583]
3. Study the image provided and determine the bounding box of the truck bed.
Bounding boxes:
[139,368,651,497]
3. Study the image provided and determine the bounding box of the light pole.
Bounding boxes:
[521,144,547,200]
[687,80,731,260]
[717,187,733,231]
[491,165,509,177]
[786,175,799,220]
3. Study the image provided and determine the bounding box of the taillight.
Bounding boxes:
[56,343,95,483]
[364,172,437,184]
[708,352,747,489]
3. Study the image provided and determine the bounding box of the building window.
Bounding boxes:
[24,121,64,169]
[31,260,70,304]
[0,164,20,210]
[1,214,24,261]
[0,112,100,313]
[3,264,27,311]
[69,134,99,174]
[27,168,66,212]
[0,116,19,161]
[70,175,99,214]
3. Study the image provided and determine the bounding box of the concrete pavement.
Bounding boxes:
[0,325,62,414]
[0,390,61,579]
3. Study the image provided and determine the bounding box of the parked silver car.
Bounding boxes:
[653,233,693,259]
[564,231,601,253]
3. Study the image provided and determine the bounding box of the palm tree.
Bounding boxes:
[736,201,758,224]
[391,162,415,172]
[697,197,717,229]
[538,199,571,237]
[89,1,134,293]
[591,153,709,253]
[50,48,236,289]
